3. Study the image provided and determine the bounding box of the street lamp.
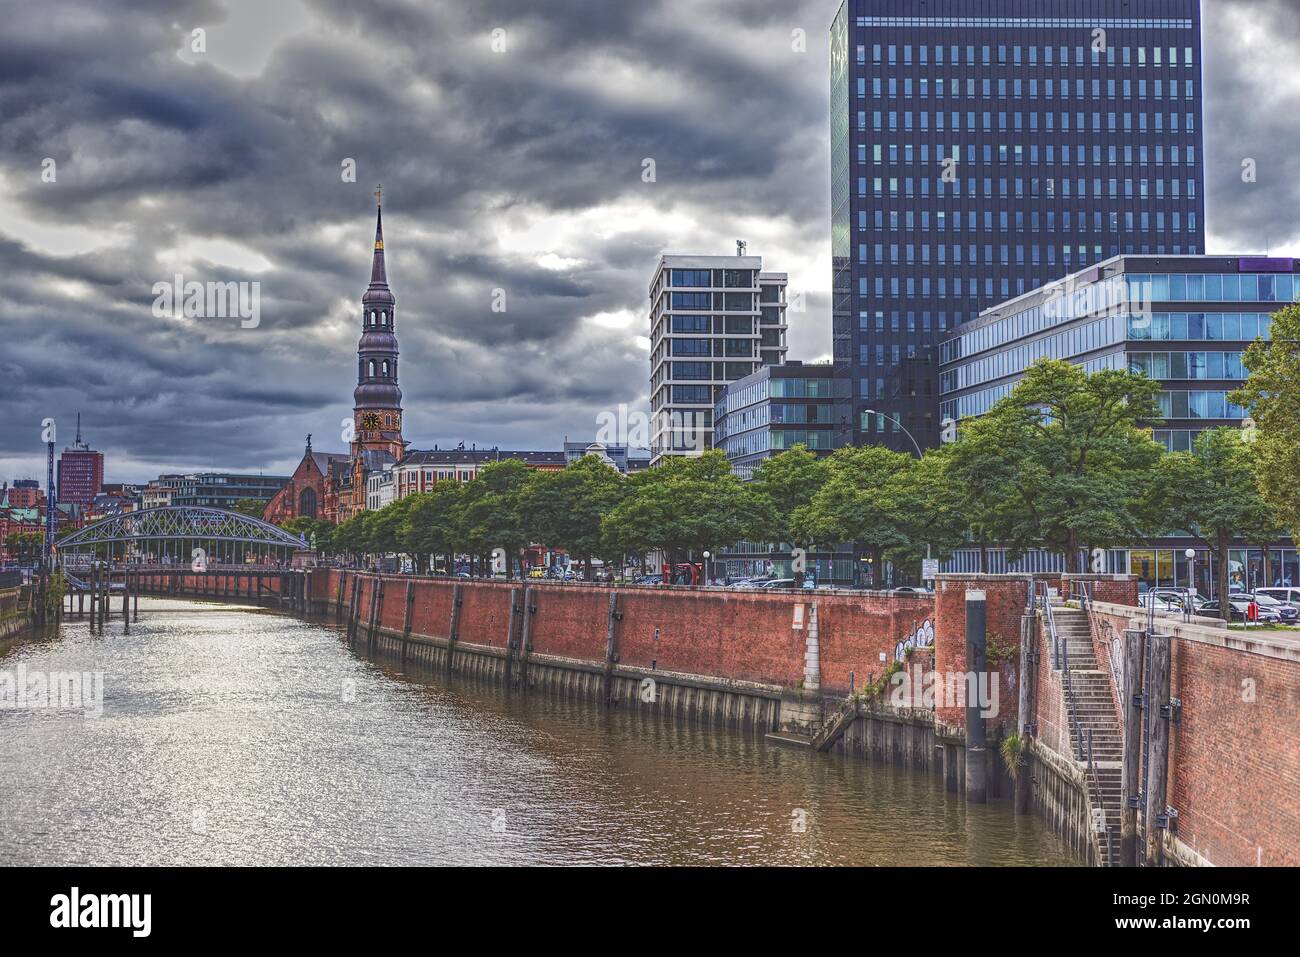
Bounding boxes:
[862,408,932,578]
[702,549,711,586]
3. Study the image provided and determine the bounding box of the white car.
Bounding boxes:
[1139,593,1186,613]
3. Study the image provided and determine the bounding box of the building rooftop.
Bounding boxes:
[400,449,567,467]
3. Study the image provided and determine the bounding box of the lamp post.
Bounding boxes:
[702,549,711,586]
[862,408,932,580]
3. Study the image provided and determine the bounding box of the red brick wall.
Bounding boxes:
[527,587,610,661]
[1030,614,1069,758]
[410,579,455,639]
[934,575,1029,732]
[314,574,937,693]
[455,581,515,648]
[1165,634,1299,865]
[1060,574,1139,606]
[1036,591,1300,866]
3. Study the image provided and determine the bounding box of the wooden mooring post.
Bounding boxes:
[516,586,536,688]
[1120,629,1145,867]
[446,582,463,672]
[1143,633,1173,867]
[401,580,415,665]
[602,591,622,706]
[368,577,383,651]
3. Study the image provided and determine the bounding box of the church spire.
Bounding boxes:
[369,185,387,286]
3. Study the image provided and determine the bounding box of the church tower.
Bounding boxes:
[352,186,405,461]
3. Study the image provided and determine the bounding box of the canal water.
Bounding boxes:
[0,599,1072,866]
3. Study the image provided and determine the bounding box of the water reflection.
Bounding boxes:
[0,599,1071,866]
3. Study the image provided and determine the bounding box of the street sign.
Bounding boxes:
[922,558,939,581]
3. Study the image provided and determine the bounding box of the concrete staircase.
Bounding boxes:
[811,696,858,752]
[1051,603,1123,866]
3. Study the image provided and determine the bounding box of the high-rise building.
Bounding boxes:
[56,416,104,506]
[831,0,1205,451]
[649,251,788,464]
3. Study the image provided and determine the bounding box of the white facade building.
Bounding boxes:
[648,251,788,465]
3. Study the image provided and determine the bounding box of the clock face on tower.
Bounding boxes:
[361,412,382,431]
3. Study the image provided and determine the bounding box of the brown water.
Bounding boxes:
[0,599,1072,866]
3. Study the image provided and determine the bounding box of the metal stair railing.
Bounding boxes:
[1069,580,1119,867]
[1042,579,1115,866]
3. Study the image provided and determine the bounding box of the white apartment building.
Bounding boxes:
[648,250,788,465]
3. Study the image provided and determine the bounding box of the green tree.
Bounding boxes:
[981,359,1165,572]
[5,531,43,564]
[400,482,466,574]
[1231,303,1300,539]
[1154,428,1282,620]
[230,498,270,520]
[791,445,920,588]
[368,497,414,568]
[459,460,533,578]
[750,445,827,548]
[602,451,768,568]
[524,455,627,580]
[929,411,1025,572]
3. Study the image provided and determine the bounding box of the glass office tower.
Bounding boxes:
[831,0,1205,451]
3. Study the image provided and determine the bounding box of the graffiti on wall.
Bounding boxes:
[894,619,935,662]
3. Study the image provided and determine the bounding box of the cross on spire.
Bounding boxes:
[374,183,382,207]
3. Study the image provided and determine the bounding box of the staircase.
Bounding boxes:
[811,696,859,752]
[1052,602,1123,866]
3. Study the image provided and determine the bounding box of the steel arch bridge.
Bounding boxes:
[55,506,307,563]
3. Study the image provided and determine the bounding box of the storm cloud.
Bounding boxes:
[0,0,1294,482]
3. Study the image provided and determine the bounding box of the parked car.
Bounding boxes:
[759,578,799,589]
[1199,598,1278,623]
[1255,586,1300,607]
[892,586,930,595]
[1251,592,1298,623]
[1139,593,1186,613]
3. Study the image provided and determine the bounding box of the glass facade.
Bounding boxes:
[713,363,846,480]
[938,255,1297,450]
[832,0,1205,451]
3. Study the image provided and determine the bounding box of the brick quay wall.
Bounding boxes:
[124,567,1298,867]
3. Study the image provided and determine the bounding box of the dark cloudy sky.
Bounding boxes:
[0,0,1294,484]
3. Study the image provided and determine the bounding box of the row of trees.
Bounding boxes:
[275,304,1300,619]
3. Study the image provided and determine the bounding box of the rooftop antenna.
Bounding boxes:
[75,412,82,446]
[736,240,747,257]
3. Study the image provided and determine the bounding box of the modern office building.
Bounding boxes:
[831,0,1205,451]
[938,253,1299,589]
[713,361,846,481]
[712,361,854,585]
[166,472,290,510]
[56,418,105,507]
[648,251,789,465]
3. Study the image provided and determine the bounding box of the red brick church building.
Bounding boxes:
[264,191,406,525]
